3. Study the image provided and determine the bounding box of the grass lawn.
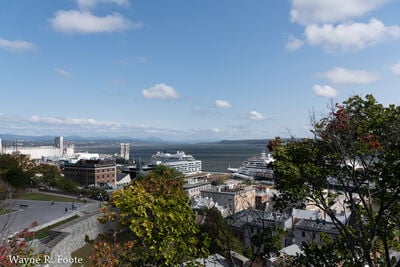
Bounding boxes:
[15,192,80,202]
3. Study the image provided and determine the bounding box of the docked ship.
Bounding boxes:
[229,151,274,180]
[150,151,202,176]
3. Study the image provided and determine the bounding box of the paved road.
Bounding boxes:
[0,198,99,240]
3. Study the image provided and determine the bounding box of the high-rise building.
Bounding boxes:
[120,143,130,160]
[55,136,63,151]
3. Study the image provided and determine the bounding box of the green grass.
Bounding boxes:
[15,192,80,202]
[35,215,79,239]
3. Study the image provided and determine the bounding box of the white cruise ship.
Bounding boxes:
[150,151,202,175]
[229,151,274,180]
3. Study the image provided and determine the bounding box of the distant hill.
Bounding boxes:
[207,139,268,145]
[0,134,56,141]
[0,134,172,145]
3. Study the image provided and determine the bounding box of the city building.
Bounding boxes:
[120,143,130,161]
[183,174,212,198]
[228,209,292,248]
[201,184,256,215]
[265,244,303,266]
[115,173,131,187]
[0,136,74,160]
[150,151,202,175]
[62,159,117,186]
[292,218,340,246]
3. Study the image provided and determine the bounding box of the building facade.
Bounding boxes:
[62,159,117,186]
[201,185,256,215]
[120,143,130,160]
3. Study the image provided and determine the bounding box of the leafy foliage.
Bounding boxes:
[0,222,48,267]
[89,165,209,266]
[199,207,244,257]
[0,154,35,188]
[272,95,400,266]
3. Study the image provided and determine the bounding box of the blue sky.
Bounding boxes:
[1,0,400,141]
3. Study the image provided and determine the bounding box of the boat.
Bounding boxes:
[230,151,274,180]
[150,151,202,175]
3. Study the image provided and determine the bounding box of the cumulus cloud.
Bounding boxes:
[77,0,129,10]
[215,100,232,109]
[313,85,338,97]
[285,35,304,51]
[53,68,72,79]
[305,18,400,52]
[247,111,266,121]
[142,83,179,99]
[322,67,379,84]
[391,62,400,75]
[49,10,141,33]
[290,0,388,25]
[0,38,36,52]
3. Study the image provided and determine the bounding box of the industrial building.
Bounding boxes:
[0,136,74,160]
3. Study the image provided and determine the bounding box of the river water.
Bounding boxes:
[77,143,267,173]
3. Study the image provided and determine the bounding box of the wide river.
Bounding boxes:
[77,143,267,173]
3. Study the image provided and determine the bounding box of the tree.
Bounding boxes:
[33,164,62,187]
[89,165,209,266]
[199,207,245,259]
[0,154,35,188]
[272,95,400,266]
[0,222,43,267]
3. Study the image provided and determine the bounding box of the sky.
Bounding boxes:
[1,0,400,141]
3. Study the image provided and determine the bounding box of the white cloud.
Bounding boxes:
[77,0,129,10]
[0,38,36,52]
[322,67,379,84]
[215,100,232,109]
[49,10,140,33]
[290,0,388,25]
[305,19,400,52]
[390,62,400,75]
[313,85,339,97]
[142,83,179,99]
[285,35,304,51]
[247,111,266,121]
[29,115,121,127]
[53,68,72,79]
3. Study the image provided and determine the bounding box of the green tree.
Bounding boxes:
[33,164,62,187]
[199,207,244,258]
[90,165,209,266]
[272,95,400,266]
[0,154,35,188]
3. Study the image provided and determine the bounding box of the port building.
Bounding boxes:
[0,136,74,160]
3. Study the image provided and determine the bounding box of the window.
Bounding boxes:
[302,231,305,237]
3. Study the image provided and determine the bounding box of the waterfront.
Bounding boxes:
[77,143,267,173]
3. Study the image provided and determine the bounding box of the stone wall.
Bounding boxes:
[40,211,112,267]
